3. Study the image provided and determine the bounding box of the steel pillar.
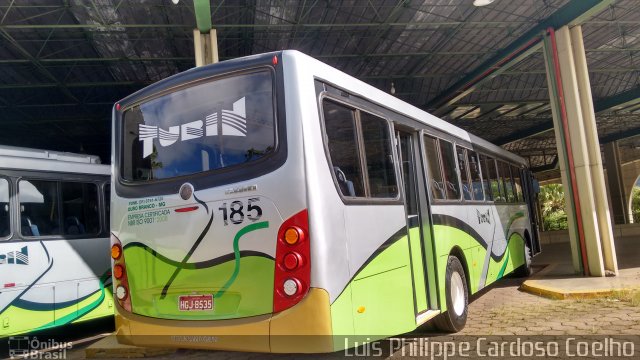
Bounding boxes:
[192,0,218,67]
[193,28,219,66]
[542,25,618,277]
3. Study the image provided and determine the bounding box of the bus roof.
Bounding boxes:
[114,50,525,167]
[282,50,527,166]
[0,145,110,175]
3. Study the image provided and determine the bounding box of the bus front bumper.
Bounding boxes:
[115,288,334,353]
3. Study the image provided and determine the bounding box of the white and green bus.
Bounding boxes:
[0,146,113,337]
[111,50,541,353]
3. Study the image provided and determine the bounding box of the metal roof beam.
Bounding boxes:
[425,0,615,112]
[494,122,554,145]
[0,102,112,109]
[0,117,107,125]
[594,85,640,113]
[498,86,640,145]
[0,81,149,89]
[600,127,640,143]
[0,21,558,30]
[0,57,194,64]
[0,28,80,103]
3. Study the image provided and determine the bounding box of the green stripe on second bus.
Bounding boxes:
[0,270,113,337]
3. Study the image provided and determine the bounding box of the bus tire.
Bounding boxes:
[434,256,468,333]
[514,241,532,277]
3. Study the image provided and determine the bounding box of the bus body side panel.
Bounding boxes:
[0,238,113,337]
[484,204,529,287]
[0,168,112,338]
[431,204,480,311]
[287,52,417,349]
[431,201,530,312]
[286,52,355,344]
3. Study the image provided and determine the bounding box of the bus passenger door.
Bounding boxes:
[396,129,437,318]
[522,169,542,255]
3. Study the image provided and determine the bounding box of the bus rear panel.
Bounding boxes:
[111,53,336,352]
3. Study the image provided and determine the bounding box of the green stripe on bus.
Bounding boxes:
[215,221,269,298]
[496,252,510,279]
[32,270,111,331]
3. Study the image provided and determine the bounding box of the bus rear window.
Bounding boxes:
[121,70,276,182]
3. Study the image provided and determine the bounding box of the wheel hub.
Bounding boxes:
[450,271,465,316]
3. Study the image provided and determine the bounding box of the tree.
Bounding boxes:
[631,186,640,223]
[539,183,568,230]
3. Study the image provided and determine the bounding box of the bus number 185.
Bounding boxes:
[218,198,262,226]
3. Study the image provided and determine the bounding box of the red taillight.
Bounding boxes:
[113,264,124,279]
[273,209,310,313]
[111,233,131,312]
[283,252,300,270]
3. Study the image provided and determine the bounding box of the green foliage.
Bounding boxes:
[539,183,568,231]
[631,186,640,223]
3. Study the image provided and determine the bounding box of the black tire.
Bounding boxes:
[434,256,468,333]
[514,240,532,277]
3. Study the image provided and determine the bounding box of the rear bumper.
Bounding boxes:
[115,288,334,353]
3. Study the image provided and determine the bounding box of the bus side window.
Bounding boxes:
[360,111,397,198]
[467,149,484,201]
[456,146,472,200]
[479,154,493,201]
[511,165,523,202]
[61,182,100,235]
[0,178,9,238]
[322,100,365,197]
[19,180,60,236]
[439,140,460,200]
[499,161,515,203]
[485,156,503,202]
[104,184,111,230]
[423,135,445,200]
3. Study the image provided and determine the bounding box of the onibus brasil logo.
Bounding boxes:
[139,97,247,158]
[8,336,72,359]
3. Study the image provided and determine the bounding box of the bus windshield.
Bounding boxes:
[121,69,276,182]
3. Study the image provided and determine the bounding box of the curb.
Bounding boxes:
[519,281,623,300]
[519,264,639,300]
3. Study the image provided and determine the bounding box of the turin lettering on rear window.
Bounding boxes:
[122,70,276,182]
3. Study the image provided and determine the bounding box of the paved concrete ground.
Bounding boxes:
[459,276,640,336]
[61,275,640,359]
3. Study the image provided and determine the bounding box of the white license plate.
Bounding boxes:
[178,294,213,311]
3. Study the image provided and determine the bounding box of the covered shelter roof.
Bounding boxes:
[0,0,638,172]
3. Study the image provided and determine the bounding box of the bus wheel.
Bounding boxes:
[434,256,468,333]
[514,241,532,277]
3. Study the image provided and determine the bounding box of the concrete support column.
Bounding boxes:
[542,25,618,277]
[604,141,630,224]
[193,28,219,67]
